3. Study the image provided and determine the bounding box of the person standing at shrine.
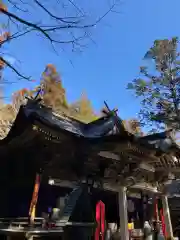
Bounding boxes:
[152,219,161,240]
[143,220,153,240]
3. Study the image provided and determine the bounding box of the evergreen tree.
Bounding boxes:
[127,37,180,132]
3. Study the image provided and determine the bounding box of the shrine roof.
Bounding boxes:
[2,98,179,153]
[1,98,180,185]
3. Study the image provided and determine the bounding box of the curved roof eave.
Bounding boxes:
[1,99,180,160]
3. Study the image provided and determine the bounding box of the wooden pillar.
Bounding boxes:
[154,196,159,222]
[161,195,173,239]
[118,186,129,240]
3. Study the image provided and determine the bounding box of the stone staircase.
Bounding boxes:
[59,186,83,223]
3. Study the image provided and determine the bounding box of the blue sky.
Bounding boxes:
[2,0,180,120]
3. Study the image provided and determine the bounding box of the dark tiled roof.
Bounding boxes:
[2,99,177,145]
[2,98,180,182]
[2,99,180,156]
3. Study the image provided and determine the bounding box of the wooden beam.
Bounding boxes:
[123,152,159,163]
[49,179,119,192]
[49,178,161,193]
[138,162,155,172]
[129,182,160,193]
[48,179,77,188]
[98,151,120,160]
[155,167,180,173]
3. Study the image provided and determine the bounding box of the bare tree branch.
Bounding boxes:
[1,8,91,45]
[7,0,28,12]
[34,0,81,24]
[0,0,119,80]
[0,56,31,80]
[0,29,32,46]
[1,2,116,35]
[0,8,53,41]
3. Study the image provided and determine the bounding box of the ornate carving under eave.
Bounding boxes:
[153,154,180,171]
[32,124,63,142]
[114,141,144,155]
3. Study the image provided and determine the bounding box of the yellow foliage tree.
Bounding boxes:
[123,119,143,136]
[0,19,14,139]
[12,88,35,112]
[0,63,98,140]
[38,65,97,122]
[39,64,68,113]
[69,92,97,122]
